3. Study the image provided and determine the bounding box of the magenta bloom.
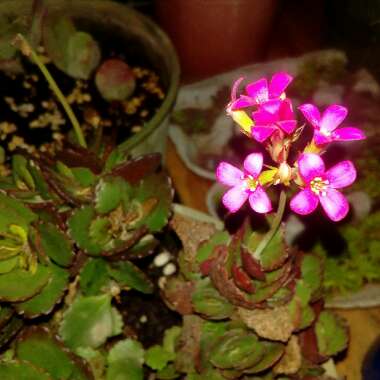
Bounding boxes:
[290,153,356,221]
[251,99,297,142]
[229,72,293,111]
[298,103,366,146]
[216,153,272,214]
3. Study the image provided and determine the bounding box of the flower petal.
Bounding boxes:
[248,186,272,213]
[244,153,263,178]
[319,188,349,221]
[252,109,278,125]
[222,185,248,213]
[269,72,293,98]
[245,78,269,104]
[320,105,347,133]
[332,127,366,141]
[298,153,325,183]
[216,162,243,186]
[298,103,321,128]
[313,130,331,146]
[230,95,256,110]
[325,160,356,189]
[279,99,294,120]
[251,125,277,143]
[277,120,297,134]
[290,188,319,215]
[260,99,282,115]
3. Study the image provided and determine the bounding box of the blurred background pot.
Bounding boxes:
[156,0,278,81]
[0,0,180,157]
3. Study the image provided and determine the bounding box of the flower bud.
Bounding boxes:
[276,162,292,185]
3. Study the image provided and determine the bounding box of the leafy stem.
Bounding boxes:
[14,34,87,148]
[253,190,287,260]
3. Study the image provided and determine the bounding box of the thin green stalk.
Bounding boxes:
[15,34,87,148]
[253,190,287,260]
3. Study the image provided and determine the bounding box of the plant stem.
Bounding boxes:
[253,190,287,260]
[15,34,87,148]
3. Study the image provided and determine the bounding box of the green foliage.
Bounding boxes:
[315,311,348,356]
[145,345,175,371]
[0,360,52,380]
[16,327,89,380]
[106,339,144,380]
[59,294,122,350]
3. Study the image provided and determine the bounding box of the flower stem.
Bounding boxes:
[14,34,87,148]
[253,190,287,260]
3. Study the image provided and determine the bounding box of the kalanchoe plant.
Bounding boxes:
[150,72,365,379]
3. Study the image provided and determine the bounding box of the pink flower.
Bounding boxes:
[298,104,366,146]
[290,153,356,221]
[229,72,293,111]
[250,99,297,142]
[216,153,272,214]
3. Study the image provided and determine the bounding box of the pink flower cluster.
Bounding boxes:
[217,72,366,222]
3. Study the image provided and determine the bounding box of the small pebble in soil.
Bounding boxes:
[158,276,167,290]
[153,251,171,268]
[139,315,148,324]
[163,263,176,276]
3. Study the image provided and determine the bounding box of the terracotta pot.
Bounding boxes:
[156,0,278,81]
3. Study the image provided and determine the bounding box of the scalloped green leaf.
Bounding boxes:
[258,228,287,271]
[71,167,96,187]
[210,331,264,370]
[0,193,37,232]
[16,327,89,380]
[14,265,69,318]
[132,174,172,232]
[67,206,102,255]
[37,223,74,267]
[192,278,234,320]
[0,360,52,380]
[301,254,323,298]
[95,177,129,214]
[106,339,144,380]
[243,342,284,374]
[80,258,110,296]
[145,345,175,371]
[59,294,122,350]
[107,261,153,294]
[315,311,348,356]
[66,31,101,79]
[0,266,50,302]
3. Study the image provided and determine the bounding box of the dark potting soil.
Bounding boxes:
[0,47,165,175]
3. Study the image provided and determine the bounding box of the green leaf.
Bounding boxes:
[71,167,96,187]
[67,206,103,255]
[132,174,172,232]
[145,345,175,371]
[59,294,122,350]
[16,327,89,380]
[12,155,35,190]
[0,360,52,380]
[37,223,74,267]
[243,342,284,374]
[210,331,264,370]
[14,265,69,318]
[76,347,106,380]
[107,260,153,294]
[0,266,50,302]
[0,257,18,274]
[80,258,110,296]
[95,177,127,214]
[106,339,144,380]
[301,254,323,298]
[195,231,230,264]
[163,326,182,354]
[0,193,37,232]
[43,16,76,72]
[259,228,287,271]
[315,311,348,356]
[66,31,101,79]
[192,278,234,320]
